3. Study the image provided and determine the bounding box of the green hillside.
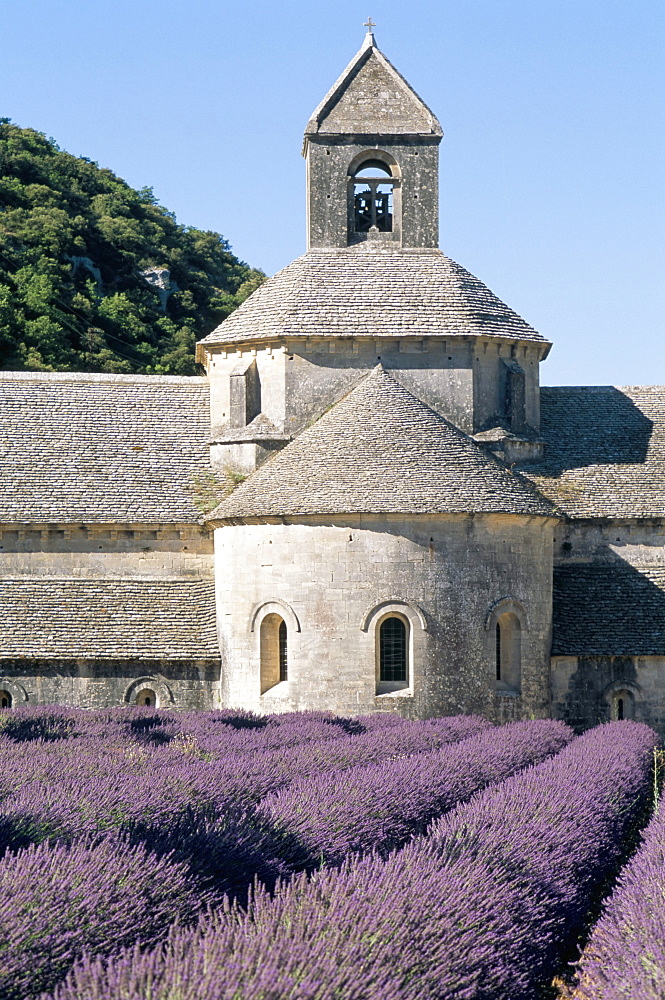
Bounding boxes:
[0,120,264,374]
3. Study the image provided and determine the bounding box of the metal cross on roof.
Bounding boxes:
[364,16,376,32]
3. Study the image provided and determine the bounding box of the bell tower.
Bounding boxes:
[303,24,443,250]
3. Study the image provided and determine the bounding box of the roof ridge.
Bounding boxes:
[0,371,208,385]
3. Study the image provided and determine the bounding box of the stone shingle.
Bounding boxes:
[208,366,557,521]
[198,246,547,352]
[0,579,218,659]
[0,372,210,523]
[520,386,665,519]
[553,564,665,656]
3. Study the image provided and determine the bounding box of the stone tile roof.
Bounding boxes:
[0,372,210,524]
[520,386,665,519]
[0,579,219,659]
[198,246,548,352]
[208,366,557,521]
[304,38,442,139]
[553,564,665,656]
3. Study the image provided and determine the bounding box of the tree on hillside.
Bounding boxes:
[0,120,264,374]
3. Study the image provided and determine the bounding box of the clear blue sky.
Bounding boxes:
[2,0,663,386]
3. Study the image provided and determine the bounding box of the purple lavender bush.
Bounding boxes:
[45,722,657,1000]
[236,712,492,798]
[565,792,665,999]
[258,718,573,867]
[0,712,490,906]
[0,834,210,1000]
[0,761,294,903]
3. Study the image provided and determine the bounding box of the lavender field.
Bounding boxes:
[0,707,658,999]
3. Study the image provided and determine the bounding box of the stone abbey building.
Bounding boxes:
[1,30,664,731]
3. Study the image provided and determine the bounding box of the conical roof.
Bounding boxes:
[207,367,557,522]
[304,33,442,140]
[197,246,548,354]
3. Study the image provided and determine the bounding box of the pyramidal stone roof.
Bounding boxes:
[304,32,442,140]
[198,245,548,353]
[208,367,557,522]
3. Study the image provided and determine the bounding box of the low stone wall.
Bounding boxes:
[0,659,220,710]
[551,654,665,737]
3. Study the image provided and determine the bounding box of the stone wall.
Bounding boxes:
[215,512,554,720]
[550,517,665,735]
[208,336,543,471]
[0,659,220,710]
[551,654,665,736]
[0,523,213,578]
[553,519,665,565]
[306,138,440,250]
[0,523,219,710]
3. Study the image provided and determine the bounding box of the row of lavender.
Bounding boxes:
[43,720,658,1000]
[0,706,495,900]
[0,706,572,998]
[563,764,665,999]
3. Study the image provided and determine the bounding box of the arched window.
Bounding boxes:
[495,612,522,692]
[611,689,635,721]
[379,616,408,685]
[362,599,423,698]
[261,613,288,694]
[135,688,156,707]
[0,690,11,709]
[123,677,172,709]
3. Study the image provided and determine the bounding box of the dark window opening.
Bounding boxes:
[494,612,522,692]
[380,617,407,683]
[135,688,155,707]
[611,690,635,721]
[352,160,394,234]
[354,184,393,232]
[502,358,526,433]
[0,691,11,709]
[279,619,288,682]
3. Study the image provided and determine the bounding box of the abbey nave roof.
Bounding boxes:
[0,372,210,524]
[519,386,665,520]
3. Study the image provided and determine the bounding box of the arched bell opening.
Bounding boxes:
[347,151,401,244]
